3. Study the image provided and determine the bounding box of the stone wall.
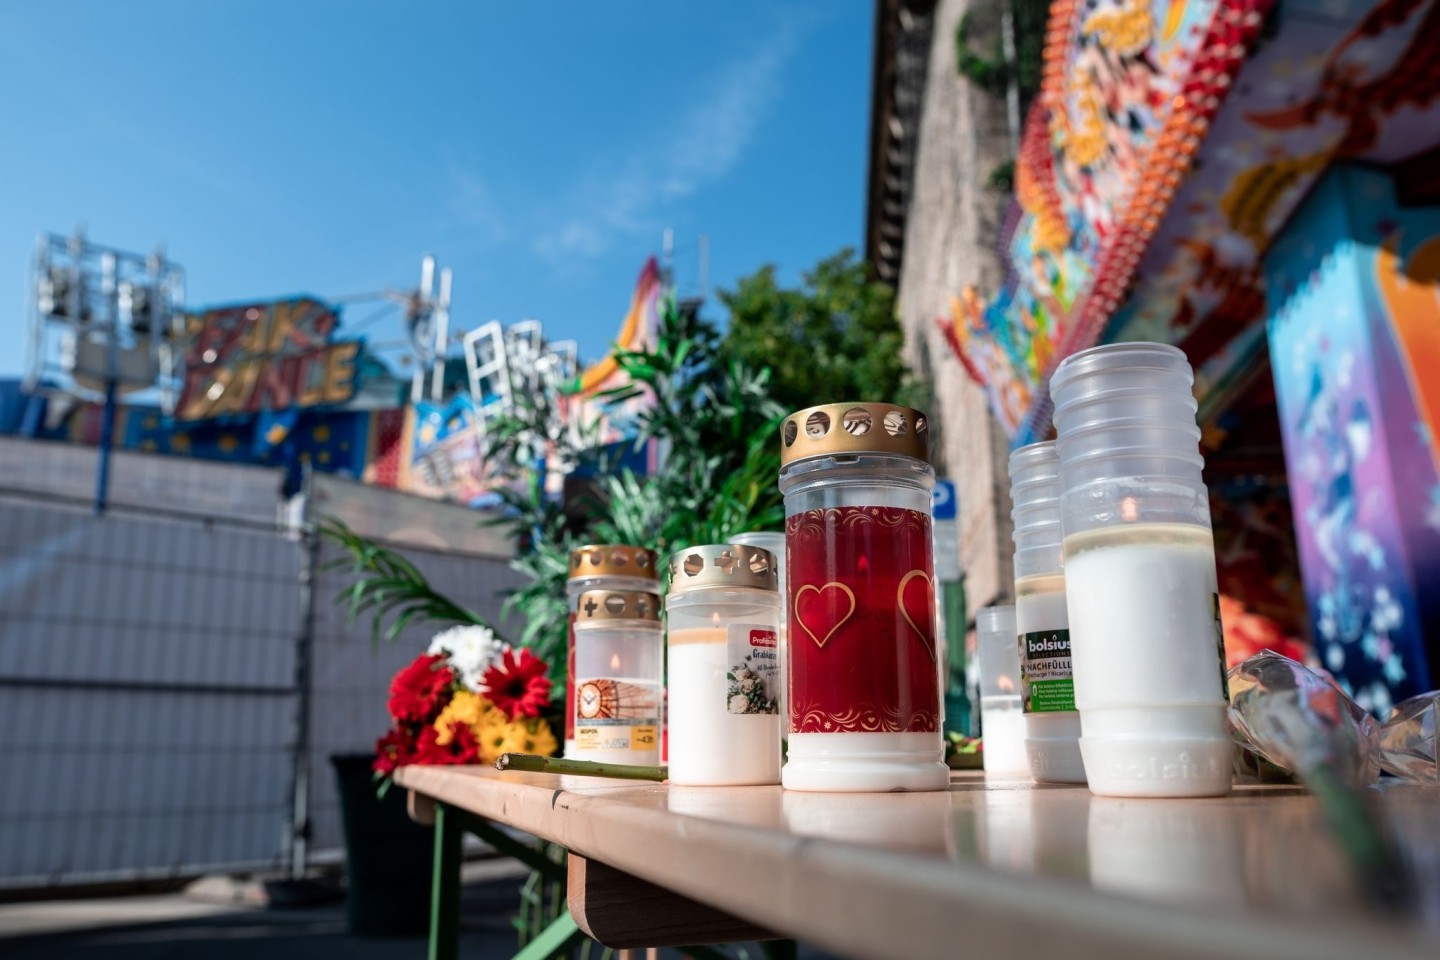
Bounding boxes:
[897,0,1016,615]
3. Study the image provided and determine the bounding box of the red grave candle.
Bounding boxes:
[777,402,949,793]
[786,506,939,734]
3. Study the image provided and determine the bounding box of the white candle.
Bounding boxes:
[1015,573,1086,783]
[667,627,780,785]
[572,592,663,767]
[1063,522,1231,797]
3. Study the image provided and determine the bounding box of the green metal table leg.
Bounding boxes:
[429,803,464,960]
[512,910,584,960]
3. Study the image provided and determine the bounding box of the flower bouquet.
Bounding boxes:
[374,625,559,780]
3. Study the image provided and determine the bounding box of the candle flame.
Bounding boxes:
[712,610,721,627]
[610,652,621,671]
[1121,496,1140,522]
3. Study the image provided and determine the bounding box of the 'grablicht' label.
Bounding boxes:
[1017,629,1075,714]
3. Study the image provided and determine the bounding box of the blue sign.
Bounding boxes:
[932,479,957,520]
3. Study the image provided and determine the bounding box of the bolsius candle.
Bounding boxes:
[1050,342,1231,798]
[565,546,659,756]
[777,402,949,793]
[665,543,782,785]
[1009,441,1086,784]
[571,590,663,766]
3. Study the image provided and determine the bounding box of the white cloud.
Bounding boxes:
[533,17,805,265]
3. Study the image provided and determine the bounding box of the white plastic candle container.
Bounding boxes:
[565,545,659,755]
[778,402,949,793]
[665,543,782,785]
[1008,441,1086,784]
[976,605,1029,779]
[571,590,663,766]
[1050,342,1231,798]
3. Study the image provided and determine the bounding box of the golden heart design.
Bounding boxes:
[897,570,936,662]
[793,582,857,649]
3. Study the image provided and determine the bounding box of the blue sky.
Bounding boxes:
[0,1,873,378]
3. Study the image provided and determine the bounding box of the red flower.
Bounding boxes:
[415,721,481,765]
[373,726,418,776]
[1219,595,1309,669]
[480,647,553,721]
[388,653,456,724]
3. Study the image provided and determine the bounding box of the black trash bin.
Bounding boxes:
[331,754,434,937]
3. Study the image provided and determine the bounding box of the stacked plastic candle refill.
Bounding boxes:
[1008,441,1086,784]
[1048,343,1232,797]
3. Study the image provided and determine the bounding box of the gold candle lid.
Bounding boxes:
[779,402,931,467]
[667,543,779,594]
[574,590,661,622]
[568,544,659,582]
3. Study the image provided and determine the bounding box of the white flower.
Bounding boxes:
[729,694,750,713]
[741,678,755,692]
[428,624,504,692]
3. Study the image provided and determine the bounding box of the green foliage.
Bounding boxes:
[954,12,1009,98]
[321,256,919,703]
[988,159,1016,192]
[468,296,786,697]
[318,517,496,645]
[1011,0,1048,109]
[590,300,785,552]
[954,3,1045,111]
[716,248,919,414]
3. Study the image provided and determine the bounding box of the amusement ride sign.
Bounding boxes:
[176,297,360,420]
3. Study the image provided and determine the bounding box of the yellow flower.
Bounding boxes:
[496,717,558,760]
[476,715,513,764]
[432,691,495,745]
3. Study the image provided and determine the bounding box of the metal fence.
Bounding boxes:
[0,439,522,889]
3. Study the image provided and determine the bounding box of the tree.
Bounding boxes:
[717,248,921,414]
[324,296,785,689]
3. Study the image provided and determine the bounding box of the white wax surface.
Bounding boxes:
[980,696,1029,778]
[667,629,780,785]
[1063,523,1226,717]
[1062,522,1231,797]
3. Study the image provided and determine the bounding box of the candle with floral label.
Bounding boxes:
[566,546,659,756]
[572,590,663,766]
[778,401,949,792]
[666,543,782,785]
[728,531,789,742]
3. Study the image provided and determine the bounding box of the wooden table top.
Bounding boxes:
[394,766,1440,960]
